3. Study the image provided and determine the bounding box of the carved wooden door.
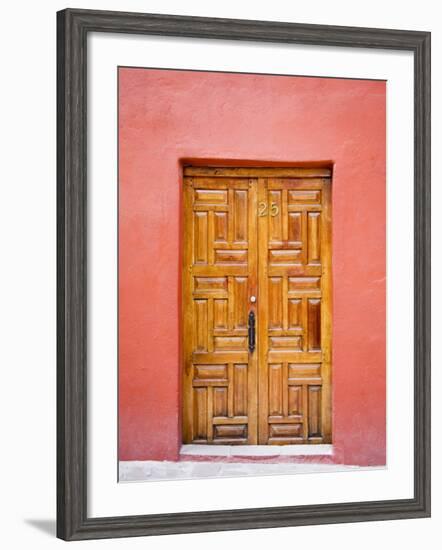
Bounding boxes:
[183,167,331,445]
[257,175,332,444]
[182,172,258,444]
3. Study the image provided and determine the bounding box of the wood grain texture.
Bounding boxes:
[183,176,257,444]
[57,7,430,541]
[257,174,332,444]
[184,167,332,178]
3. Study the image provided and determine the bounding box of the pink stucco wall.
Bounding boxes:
[118,68,386,465]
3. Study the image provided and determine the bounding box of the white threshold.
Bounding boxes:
[180,444,333,457]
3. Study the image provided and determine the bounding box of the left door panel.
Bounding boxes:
[183,176,258,444]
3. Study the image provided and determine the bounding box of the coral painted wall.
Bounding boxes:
[118,68,386,465]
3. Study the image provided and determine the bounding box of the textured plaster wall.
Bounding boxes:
[118,68,386,465]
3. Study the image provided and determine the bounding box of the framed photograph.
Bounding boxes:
[57,8,431,541]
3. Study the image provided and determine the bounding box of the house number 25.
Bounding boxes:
[258,201,279,217]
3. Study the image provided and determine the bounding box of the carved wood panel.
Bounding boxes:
[257,177,332,444]
[183,176,258,444]
[183,167,331,445]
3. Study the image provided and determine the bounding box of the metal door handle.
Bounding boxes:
[248,311,255,353]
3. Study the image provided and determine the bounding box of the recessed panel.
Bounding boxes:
[214,212,228,242]
[233,277,248,329]
[269,336,302,350]
[307,212,321,264]
[268,277,283,329]
[213,387,228,417]
[214,336,247,350]
[233,189,248,242]
[194,299,208,351]
[288,298,302,329]
[194,212,208,264]
[307,299,321,351]
[288,277,321,292]
[288,386,302,415]
[194,277,228,292]
[193,388,207,440]
[269,249,302,264]
[233,364,248,416]
[288,189,321,204]
[268,190,282,241]
[195,188,228,205]
[308,386,322,437]
[214,424,247,439]
[269,423,303,438]
[213,299,228,329]
[268,364,282,416]
[215,249,248,264]
[288,363,321,379]
[288,212,302,243]
[194,364,227,381]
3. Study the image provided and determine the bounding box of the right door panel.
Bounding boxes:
[257,176,332,444]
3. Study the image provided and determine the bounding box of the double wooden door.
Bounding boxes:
[183,167,331,445]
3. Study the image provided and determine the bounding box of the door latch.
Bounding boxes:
[248,311,256,353]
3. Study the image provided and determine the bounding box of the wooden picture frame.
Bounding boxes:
[57,8,431,541]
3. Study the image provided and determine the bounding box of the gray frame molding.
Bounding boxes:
[57,8,431,541]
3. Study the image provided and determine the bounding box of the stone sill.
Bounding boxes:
[180,444,333,457]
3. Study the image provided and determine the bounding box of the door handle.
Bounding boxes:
[248,311,256,353]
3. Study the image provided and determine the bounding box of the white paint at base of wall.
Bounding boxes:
[119,460,381,483]
[180,444,333,457]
